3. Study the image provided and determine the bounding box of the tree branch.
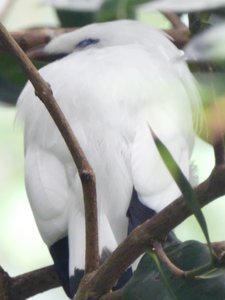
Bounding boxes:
[0,22,99,274]
[163,12,190,48]
[163,12,187,29]
[0,265,60,300]
[75,164,225,299]
[0,28,74,53]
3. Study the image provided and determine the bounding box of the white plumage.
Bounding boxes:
[17,20,201,297]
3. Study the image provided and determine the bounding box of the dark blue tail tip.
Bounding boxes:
[69,269,84,298]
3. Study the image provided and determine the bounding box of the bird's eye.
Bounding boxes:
[75,38,100,49]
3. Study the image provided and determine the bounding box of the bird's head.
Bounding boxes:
[28,20,167,61]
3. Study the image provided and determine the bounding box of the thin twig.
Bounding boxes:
[153,241,185,277]
[0,22,99,274]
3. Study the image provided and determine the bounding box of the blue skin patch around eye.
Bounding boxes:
[75,38,100,49]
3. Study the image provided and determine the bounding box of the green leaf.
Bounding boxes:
[149,250,178,299]
[97,0,154,21]
[0,53,27,86]
[56,9,96,27]
[0,53,45,105]
[123,241,225,300]
[150,127,213,257]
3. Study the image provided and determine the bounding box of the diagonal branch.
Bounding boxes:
[163,12,187,29]
[0,22,99,274]
[75,164,225,300]
[0,265,60,300]
[163,12,190,48]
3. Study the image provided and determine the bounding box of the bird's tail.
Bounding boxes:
[66,210,132,298]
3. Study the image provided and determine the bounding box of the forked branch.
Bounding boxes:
[75,164,225,300]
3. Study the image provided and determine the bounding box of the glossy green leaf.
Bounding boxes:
[123,241,225,300]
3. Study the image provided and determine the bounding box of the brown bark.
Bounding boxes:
[0,266,60,300]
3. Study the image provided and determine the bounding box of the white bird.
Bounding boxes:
[17,20,201,298]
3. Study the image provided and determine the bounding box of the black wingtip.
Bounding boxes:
[50,236,71,298]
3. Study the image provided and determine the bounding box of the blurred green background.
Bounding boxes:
[1,1,225,299]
